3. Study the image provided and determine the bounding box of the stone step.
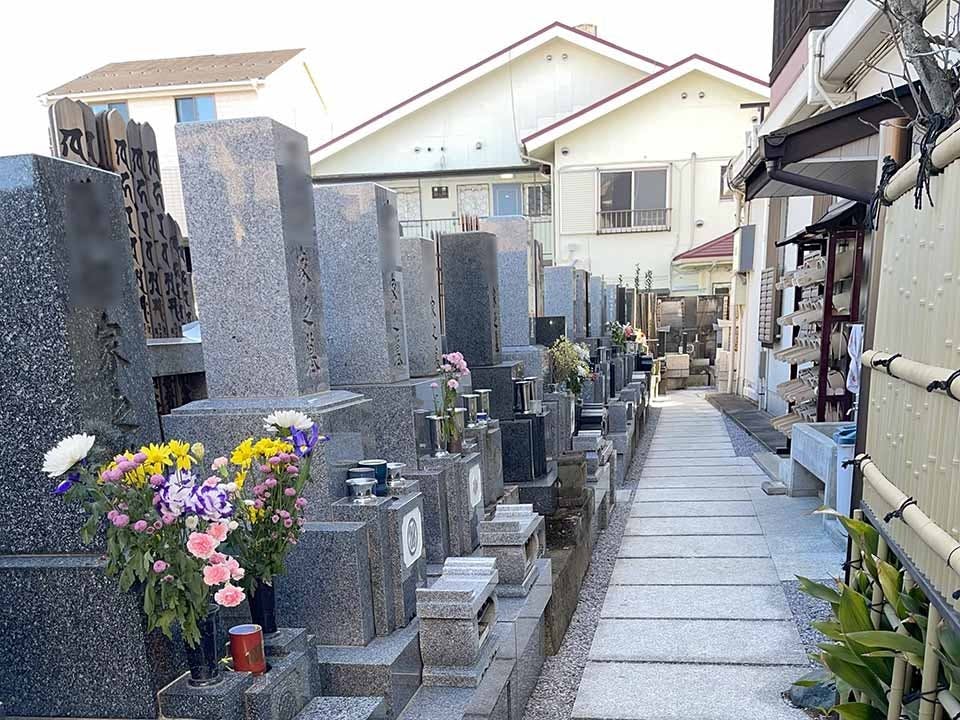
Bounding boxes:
[624,516,763,536]
[618,534,770,558]
[629,500,756,517]
[588,618,808,665]
[600,584,794,620]
[572,662,809,719]
[609,557,780,585]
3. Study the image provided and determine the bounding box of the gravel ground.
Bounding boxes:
[522,405,661,720]
[721,413,766,458]
[781,579,833,664]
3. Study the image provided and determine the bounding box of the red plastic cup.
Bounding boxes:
[229,624,267,674]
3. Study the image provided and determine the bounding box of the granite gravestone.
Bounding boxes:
[314,183,409,385]
[314,185,445,467]
[574,269,588,340]
[400,236,442,378]
[481,216,550,396]
[439,231,501,366]
[0,154,171,718]
[544,266,577,342]
[588,275,605,338]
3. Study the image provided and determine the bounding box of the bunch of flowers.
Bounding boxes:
[431,352,470,442]
[548,336,593,396]
[609,321,639,351]
[45,434,247,648]
[221,410,326,596]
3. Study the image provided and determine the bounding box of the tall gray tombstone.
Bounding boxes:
[401,236,443,377]
[440,231,501,366]
[574,269,588,340]
[0,155,170,718]
[167,117,370,503]
[481,216,550,393]
[314,183,410,385]
[605,284,618,333]
[544,265,576,341]
[588,275,605,338]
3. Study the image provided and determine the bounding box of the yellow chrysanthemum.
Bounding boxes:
[231,438,256,468]
[247,504,264,523]
[252,437,293,459]
[167,440,193,471]
[140,443,172,477]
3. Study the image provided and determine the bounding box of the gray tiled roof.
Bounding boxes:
[46,48,303,95]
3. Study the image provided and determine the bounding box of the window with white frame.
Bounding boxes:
[524,183,552,217]
[720,164,734,200]
[598,168,669,232]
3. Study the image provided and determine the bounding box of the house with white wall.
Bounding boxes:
[40,49,328,236]
[310,22,768,284]
[726,0,938,417]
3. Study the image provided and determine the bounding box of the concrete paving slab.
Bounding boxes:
[614,489,634,504]
[624,516,763,536]
[610,557,780,585]
[638,465,766,477]
[629,501,757,517]
[571,662,808,719]
[642,456,761,467]
[772,552,845,581]
[600,584,794,620]
[633,487,752,502]
[646,450,736,459]
[618,535,770,558]
[588,618,808,665]
[636,475,766,489]
[649,442,733,450]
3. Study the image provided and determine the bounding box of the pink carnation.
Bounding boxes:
[211,457,228,471]
[214,583,246,608]
[224,557,245,581]
[186,532,219,559]
[203,563,231,586]
[206,522,229,542]
[203,476,219,488]
[209,552,227,565]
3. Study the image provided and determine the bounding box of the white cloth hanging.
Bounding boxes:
[847,323,864,394]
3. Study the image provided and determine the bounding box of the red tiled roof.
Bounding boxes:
[309,22,664,155]
[673,230,736,262]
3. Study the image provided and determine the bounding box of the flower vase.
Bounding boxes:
[249,583,278,635]
[186,604,224,687]
[426,414,449,457]
[446,408,465,453]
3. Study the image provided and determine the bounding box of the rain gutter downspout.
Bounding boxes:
[521,151,556,262]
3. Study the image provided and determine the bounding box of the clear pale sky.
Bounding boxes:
[3,0,773,157]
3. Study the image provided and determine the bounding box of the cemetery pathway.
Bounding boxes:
[570,390,839,720]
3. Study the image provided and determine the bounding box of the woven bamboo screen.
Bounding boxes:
[863,139,960,609]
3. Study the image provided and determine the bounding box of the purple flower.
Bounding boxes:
[157,471,196,518]
[188,483,234,521]
[52,472,78,495]
[291,424,325,459]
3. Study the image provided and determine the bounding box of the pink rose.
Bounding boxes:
[214,583,246,608]
[211,457,228,471]
[186,532,219,559]
[132,520,148,532]
[203,563,231,586]
[112,514,130,528]
[152,560,168,573]
[206,522,229,542]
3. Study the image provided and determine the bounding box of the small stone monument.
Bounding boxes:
[421,452,485,556]
[417,557,500,687]
[0,154,168,717]
[479,504,545,597]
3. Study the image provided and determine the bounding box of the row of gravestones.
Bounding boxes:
[0,116,604,720]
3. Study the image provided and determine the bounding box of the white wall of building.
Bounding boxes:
[550,71,764,284]
[311,38,646,177]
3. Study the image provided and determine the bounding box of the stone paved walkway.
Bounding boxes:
[571,390,842,720]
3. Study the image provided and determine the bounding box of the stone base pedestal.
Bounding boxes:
[544,491,595,655]
[469,361,522,420]
[465,420,504,507]
[0,556,184,719]
[316,620,423,720]
[422,453,484,556]
[297,696,388,719]
[507,464,559,515]
[336,376,444,467]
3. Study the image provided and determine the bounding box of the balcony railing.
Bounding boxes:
[771,0,848,83]
[597,208,671,234]
[400,215,554,260]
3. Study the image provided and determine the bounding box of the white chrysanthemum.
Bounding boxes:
[42,433,96,477]
[263,410,313,433]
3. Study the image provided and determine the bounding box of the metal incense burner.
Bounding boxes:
[476,388,492,422]
[346,467,377,502]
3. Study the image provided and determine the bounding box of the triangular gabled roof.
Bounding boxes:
[310,22,664,160]
[673,230,736,263]
[523,55,769,152]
